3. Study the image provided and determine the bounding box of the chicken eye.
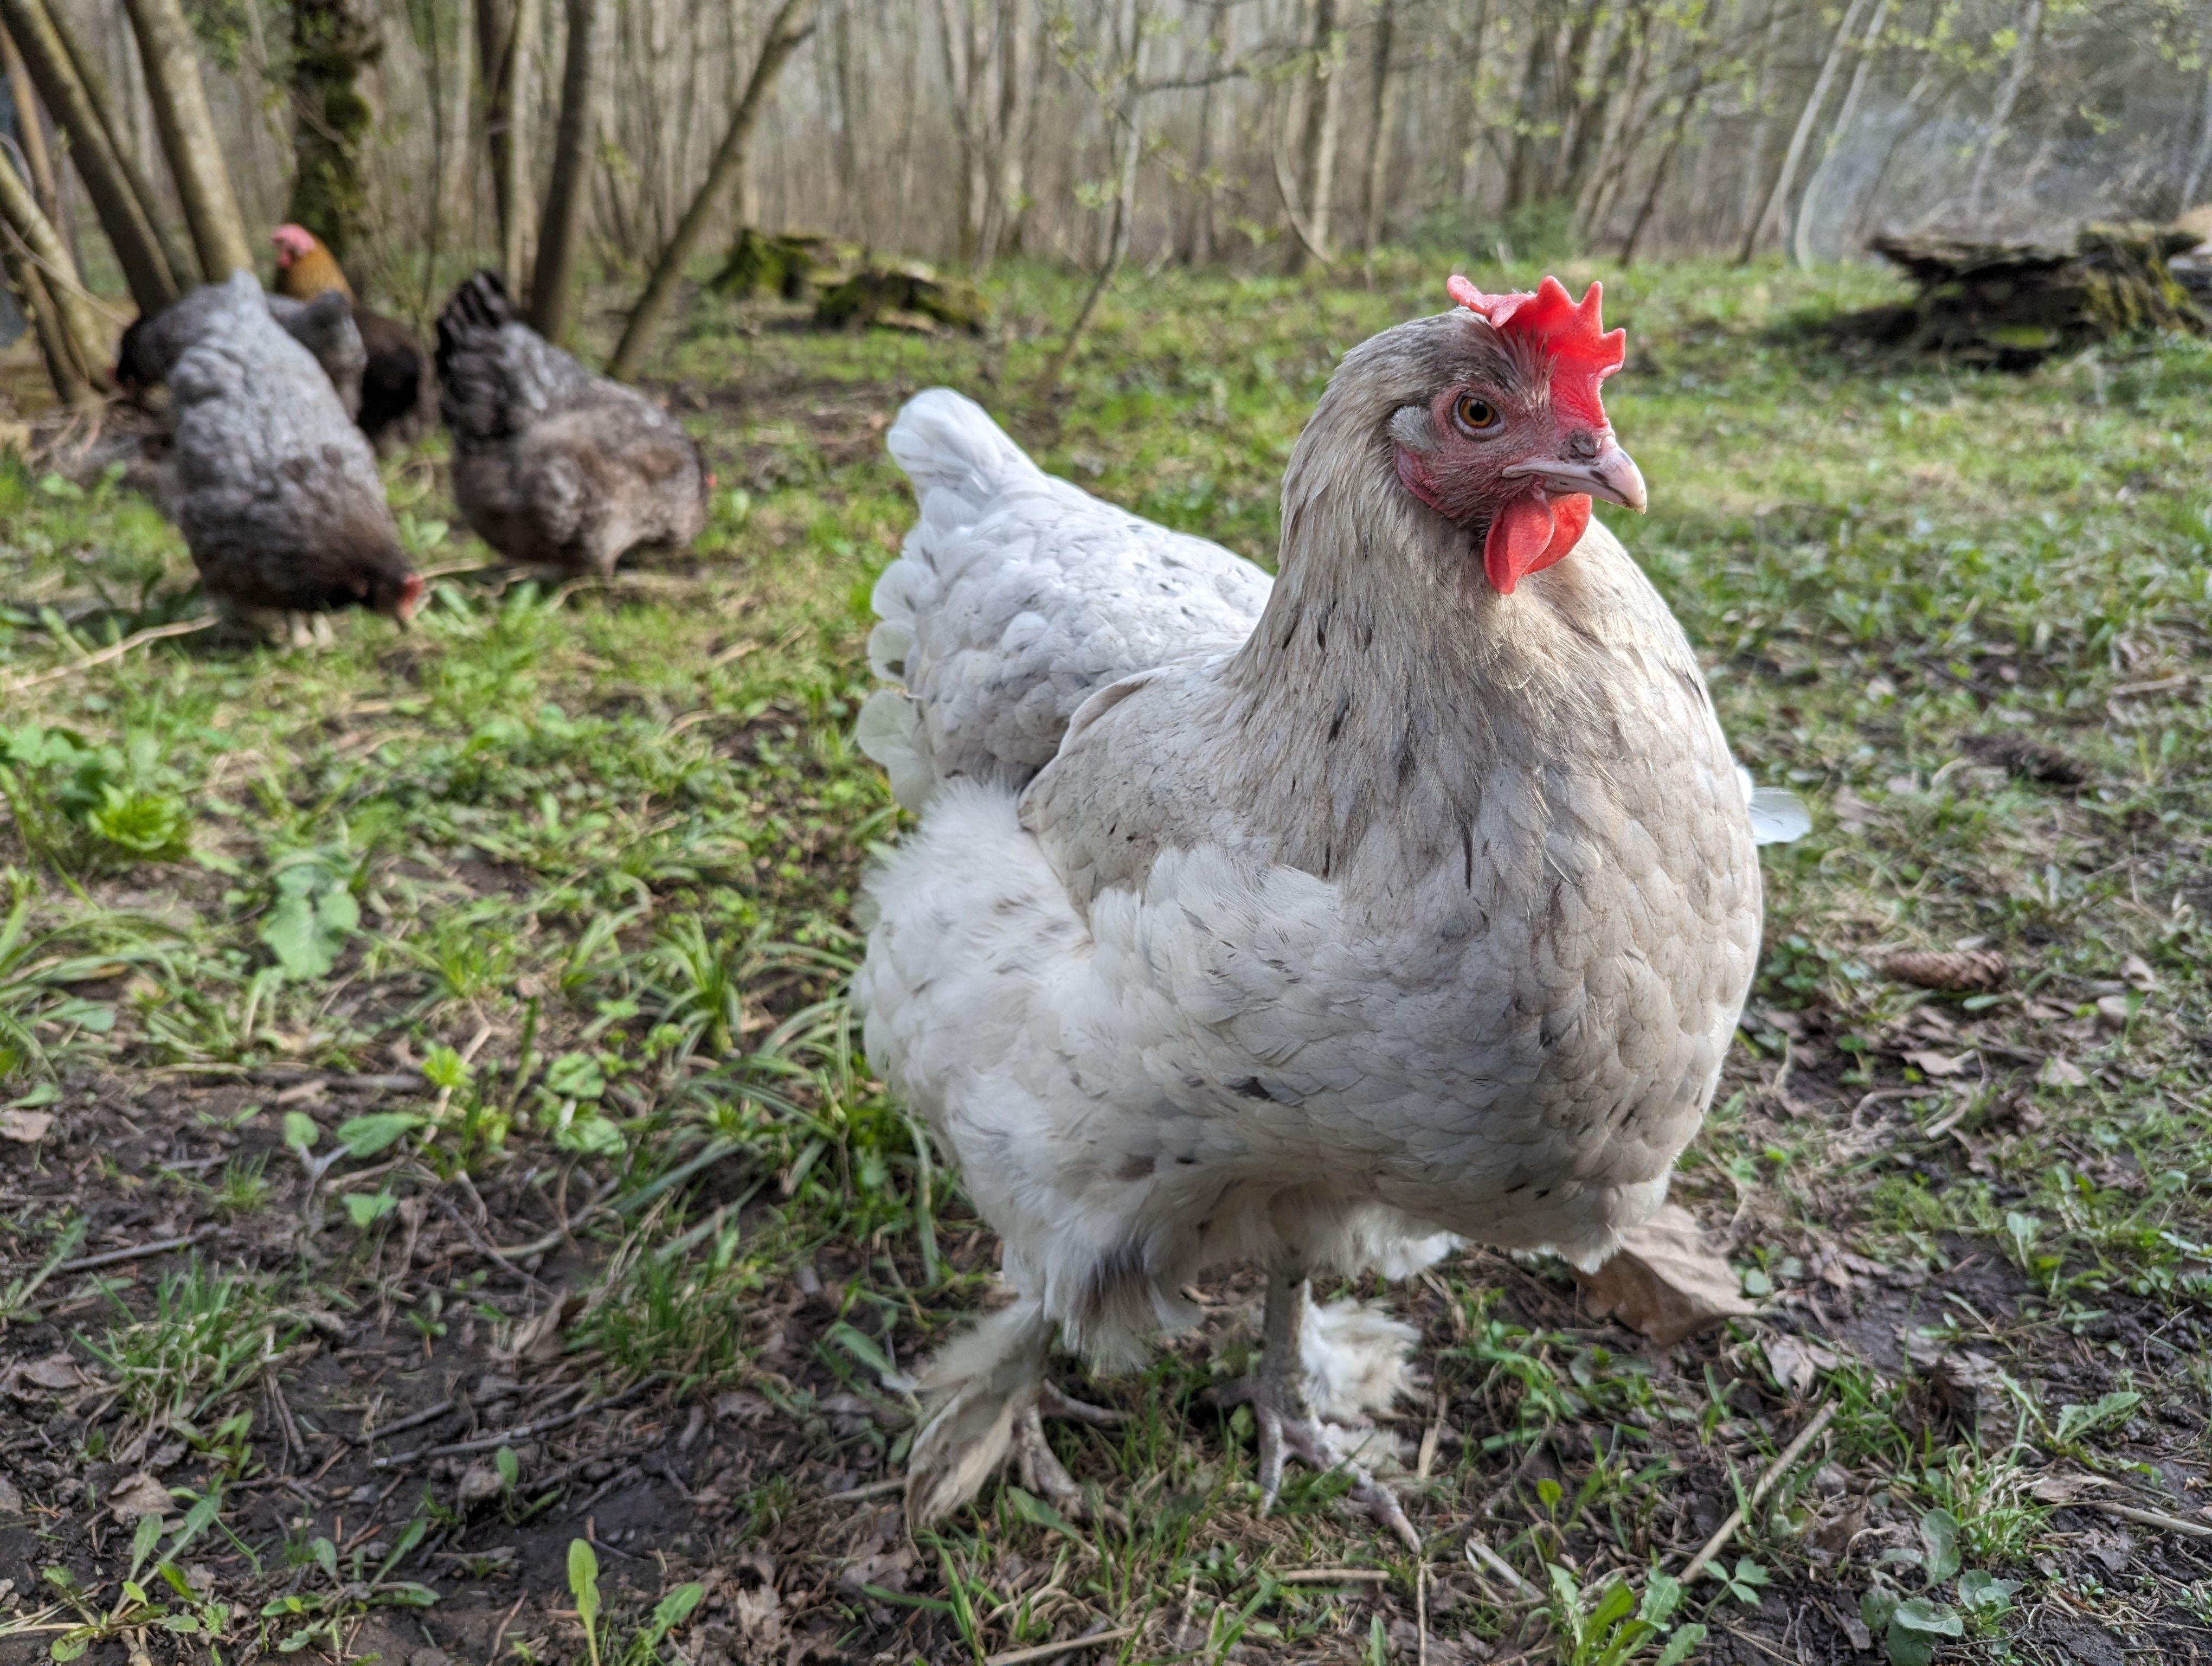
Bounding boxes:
[1452,394,1501,435]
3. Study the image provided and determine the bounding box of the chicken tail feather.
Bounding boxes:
[856,688,935,813]
[887,387,1041,509]
[1736,766,1812,847]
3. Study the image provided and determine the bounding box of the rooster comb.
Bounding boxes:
[1444,273,1625,427]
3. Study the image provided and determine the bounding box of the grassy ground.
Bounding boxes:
[0,255,2209,1666]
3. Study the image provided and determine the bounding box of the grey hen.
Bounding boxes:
[435,271,708,576]
[855,275,1806,1541]
[165,271,419,644]
[116,283,367,419]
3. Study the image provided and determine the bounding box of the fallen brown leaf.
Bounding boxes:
[107,1471,172,1523]
[1577,1204,1758,1345]
[1903,1048,1974,1078]
[455,1463,505,1507]
[15,1352,87,1392]
[0,1109,53,1144]
[504,1289,586,1364]
[2040,1055,2090,1089]
[1762,1334,1841,1396]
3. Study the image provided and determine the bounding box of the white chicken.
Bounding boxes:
[854,275,1802,1542]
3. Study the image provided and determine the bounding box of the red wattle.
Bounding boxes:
[1483,497,1557,594]
[1483,494,1593,594]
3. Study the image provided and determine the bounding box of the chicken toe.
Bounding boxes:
[1208,1266,1422,1551]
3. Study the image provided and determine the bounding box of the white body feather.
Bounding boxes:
[856,377,1783,1381]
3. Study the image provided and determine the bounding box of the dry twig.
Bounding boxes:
[1679,1400,1838,1583]
[0,617,216,696]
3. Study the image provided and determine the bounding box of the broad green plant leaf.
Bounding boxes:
[1918,1508,1961,1583]
[336,1113,423,1158]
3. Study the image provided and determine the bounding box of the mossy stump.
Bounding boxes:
[813,262,988,335]
[1854,223,2207,368]
[709,229,841,300]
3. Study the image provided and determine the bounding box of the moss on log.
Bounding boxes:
[813,262,987,335]
[1852,223,2205,368]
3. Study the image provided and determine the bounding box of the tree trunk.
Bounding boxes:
[497,0,541,291]
[1449,0,1489,207]
[829,2,859,226]
[1744,0,1869,261]
[0,140,104,394]
[1731,0,1783,261]
[1505,15,1554,213]
[1568,2,1650,235]
[1359,0,1396,250]
[933,0,980,264]
[1966,0,2042,220]
[528,0,607,341]
[1040,0,1149,395]
[1546,0,1607,201]
[1287,0,1343,272]
[607,0,816,378]
[1,23,57,228]
[120,0,256,279]
[287,0,381,261]
[2,245,90,402]
[0,0,177,310]
[978,0,1030,262]
[52,0,193,283]
[1180,1,1224,264]
[1793,0,1890,267]
[1619,65,1703,266]
[2181,68,2212,210]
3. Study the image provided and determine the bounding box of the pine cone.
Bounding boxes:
[1881,949,2010,993]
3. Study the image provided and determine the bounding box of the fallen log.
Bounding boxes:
[708,228,843,300]
[1843,222,2205,367]
[814,261,987,335]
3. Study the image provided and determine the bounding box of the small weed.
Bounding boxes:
[213,1151,272,1218]
[35,1491,236,1659]
[1919,1449,2052,1565]
[257,1520,440,1655]
[566,1537,704,1666]
[82,1261,300,1445]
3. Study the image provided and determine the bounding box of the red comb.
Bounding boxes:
[1444,274,1625,428]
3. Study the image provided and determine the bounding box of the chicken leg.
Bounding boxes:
[1209,1263,1421,1551]
[1011,1385,1123,1521]
[904,1299,1122,1529]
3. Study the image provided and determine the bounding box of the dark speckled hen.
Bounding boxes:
[434,271,708,577]
[164,272,419,645]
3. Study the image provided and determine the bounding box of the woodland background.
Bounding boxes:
[2,0,2209,355]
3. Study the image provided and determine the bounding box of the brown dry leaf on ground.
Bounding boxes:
[105,1471,173,1523]
[5,1351,89,1392]
[1575,1203,1758,1344]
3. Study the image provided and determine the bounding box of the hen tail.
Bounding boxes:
[885,387,1043,509]
[857,388,1271,813]
[859,392,1049,811]
[434,271,521,445]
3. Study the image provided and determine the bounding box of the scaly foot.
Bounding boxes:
[1206,1262,1420,1550]
[1207,1371,1419,1550]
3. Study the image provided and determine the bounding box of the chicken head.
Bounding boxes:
[1390,274,1647,595]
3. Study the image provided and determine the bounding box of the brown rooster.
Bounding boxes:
[271,225,434,447]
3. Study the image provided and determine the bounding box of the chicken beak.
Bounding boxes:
[1502,442,1648,514]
